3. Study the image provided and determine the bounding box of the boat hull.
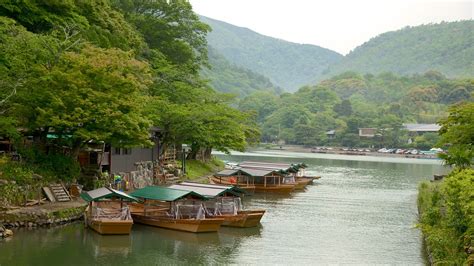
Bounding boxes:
[209,176,256,193]
[131,213,224,233]
[87,219,133,235]
[295,177,313,188]
[217,209,265,228]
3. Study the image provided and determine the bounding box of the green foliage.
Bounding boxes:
[412,133,439,150]
[418,169,474,264]
[438,101,474,168]
[201,15,343,91]
[182,157,224,180]
[202,46,281,98]
[240,71,473,147]
[1,0,260,185]
[326,21,474,79]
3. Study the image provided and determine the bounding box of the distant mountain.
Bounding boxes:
[200,16,343,92]
[202,46,282,97]
[324,21,474,79]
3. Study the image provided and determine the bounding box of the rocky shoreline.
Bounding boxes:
[0,201,87,235]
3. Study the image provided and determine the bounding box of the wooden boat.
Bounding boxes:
[131,212,224,233]
[168,182,266,228]
[295,177,313,187]
[81,187,138,235]
[129,186,224,233]
[209,175,295,193]
[219,210,266,227]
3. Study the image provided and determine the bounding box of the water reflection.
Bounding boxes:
[0,152,447,265]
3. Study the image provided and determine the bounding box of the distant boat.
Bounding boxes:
[81,187,138,235]
[210,168,296,193]
[168,182,266,228]
[129,186,224,233]
[211,161,320,192]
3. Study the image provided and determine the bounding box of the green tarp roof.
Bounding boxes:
[81,187,139,202]
[129,186,207,202]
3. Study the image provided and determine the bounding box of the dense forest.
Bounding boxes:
[0,0,259,174]
[322,21,474,80]
[201,15,343,91]
[239,71,474,148]
[201,46,282,97]
[203,18,473,96]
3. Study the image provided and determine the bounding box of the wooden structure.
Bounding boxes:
[212,161,320,193]
[211,168,296,193]
[81,187,138,235]
[43,183,72,202]
[129,186,224,233]
[168,182,265,228]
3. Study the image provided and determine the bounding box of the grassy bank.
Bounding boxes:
[180,157,225,182]
[417,169,474,264]
[0,153,79,206]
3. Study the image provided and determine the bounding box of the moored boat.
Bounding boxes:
[81,187,138,235]
[168,182,266,228]
[129,186,224,233]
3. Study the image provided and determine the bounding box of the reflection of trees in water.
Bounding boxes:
[0,223,94,265]
[129,224,263,264]
[84,230,132,259]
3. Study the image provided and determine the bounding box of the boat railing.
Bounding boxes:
[92,206,132,221]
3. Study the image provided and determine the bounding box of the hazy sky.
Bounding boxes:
[189,0,473,55]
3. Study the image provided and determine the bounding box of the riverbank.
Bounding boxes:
[0,200,86,229]
[417,169,473,264]
[249,144,440,159]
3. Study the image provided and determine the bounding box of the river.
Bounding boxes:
[0,151,447,265]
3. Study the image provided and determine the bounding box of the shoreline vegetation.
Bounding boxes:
[417,169,474,264]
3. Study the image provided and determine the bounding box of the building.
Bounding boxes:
[358,128,377,138]
[403,124,441,134]
[326,130,336,140]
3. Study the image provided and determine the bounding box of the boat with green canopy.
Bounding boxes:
[81,187,139,235]
[129,186,225,233]
[168,182,266,228]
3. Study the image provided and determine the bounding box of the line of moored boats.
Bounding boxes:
[80,161,320,235]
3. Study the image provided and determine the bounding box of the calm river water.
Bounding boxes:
[0,151,447,265]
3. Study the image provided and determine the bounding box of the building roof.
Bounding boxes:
[168,182,245,198]
[129,186,207,201]
[80,187,139,202]
[326,130,336,135]
[403,123,441,132]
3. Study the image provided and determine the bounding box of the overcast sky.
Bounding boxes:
[189,0,473,55]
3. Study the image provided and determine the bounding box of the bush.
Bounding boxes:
[418,169,474,264]
[18,148,80,181]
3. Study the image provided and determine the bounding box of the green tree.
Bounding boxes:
[438,101,474,168]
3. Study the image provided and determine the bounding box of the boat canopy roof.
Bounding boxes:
[216,168,284,177]
[168,182,246,198]
[239,161,307,172]
[81,187,139,202]
[129,186,207,201]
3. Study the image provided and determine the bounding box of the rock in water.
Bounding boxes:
[4,229,13,237]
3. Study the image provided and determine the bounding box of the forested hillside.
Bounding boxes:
[201,16,343,91]
[0,0,259,168]
[239,71,474,148]
[324,21,474,79]
[201,46,282,97]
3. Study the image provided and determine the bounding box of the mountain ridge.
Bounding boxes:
[200,15,343,91]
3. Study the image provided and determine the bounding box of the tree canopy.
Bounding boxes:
[0,0,259,164]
